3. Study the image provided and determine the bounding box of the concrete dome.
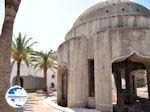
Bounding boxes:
[73,0,150,28]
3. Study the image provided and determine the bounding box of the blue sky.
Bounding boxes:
[0,0,150,51]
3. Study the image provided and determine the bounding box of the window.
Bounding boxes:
[50,83,55,88]
[52,74,55,78]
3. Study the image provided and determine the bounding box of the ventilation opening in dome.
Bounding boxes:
[106,10,109,13]
[122,8,125,11]
[136,9,140,12]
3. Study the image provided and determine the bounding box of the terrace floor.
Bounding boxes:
[22,86,148,112]
[22,91,101,112]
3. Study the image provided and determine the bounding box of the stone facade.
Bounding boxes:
[57,0,150,112]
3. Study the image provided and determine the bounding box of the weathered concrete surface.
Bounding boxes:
[94,31,112,112]
[58,0,150,112]
[68,37,88,107]
[58,37,88,107]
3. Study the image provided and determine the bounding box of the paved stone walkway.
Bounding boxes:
[42,92,100,112]
[22,86,148,112]
[23,92,55,112]
[22,92,101,112]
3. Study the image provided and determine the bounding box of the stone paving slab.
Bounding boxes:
[23,93,54,112]
[43,94,101,112]
[72,108,101,112]
[23,92,102,112]
[23,86,148,112]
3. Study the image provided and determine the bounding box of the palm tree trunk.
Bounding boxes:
[0,0,21,111]
[44,68,47,92]
[15,61,21,85]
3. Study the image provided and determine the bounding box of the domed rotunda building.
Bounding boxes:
[57,0,150,112]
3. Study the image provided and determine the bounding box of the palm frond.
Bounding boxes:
[30,49,58,78]
[48,50,53,55]
[12,32,37,69]
[49,54,58,61]
[52,65,57,70]
[34,63,40,69]
[24,59,29,67]
[24,37,32,47]
[22,34,26,46]
[27,41,38,48]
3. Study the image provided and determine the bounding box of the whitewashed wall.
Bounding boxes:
[10,62,57,91]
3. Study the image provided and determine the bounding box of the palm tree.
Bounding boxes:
[0,0,21,111]
[31,50,58,92]
[12,32,37,85]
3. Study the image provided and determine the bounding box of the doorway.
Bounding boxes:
[57,64,68,107]
[88,59,95,97]
[20,77,23,87]
[62,70,68,107]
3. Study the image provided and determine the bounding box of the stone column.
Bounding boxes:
[133,76,137,96]
[68,37,88,108]
[125,60,133,104]
[130,75,137,96]
[94,31,112,112]
[144,63,150,100]
[113,65,123,105]
[57,65,62,105]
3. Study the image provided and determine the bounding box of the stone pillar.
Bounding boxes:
[94,31,112,112]
[67,37,88,107]
[133,76,137,96]
[125,60,132,104]
[130,75,137,96]
[113,65,123,105]
[144,63,150,100]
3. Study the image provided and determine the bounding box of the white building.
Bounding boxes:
[11,62,57,92]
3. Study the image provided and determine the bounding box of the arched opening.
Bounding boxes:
[62,71,68,106]
[131,70,148,99]
[112,52,150,112]
[57,64,68,107]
